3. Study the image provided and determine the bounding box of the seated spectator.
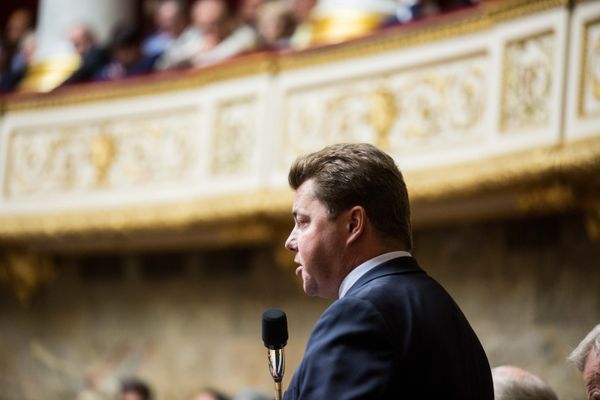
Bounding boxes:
[492,366,558,400]
[157,0,258,70]
[60,23,110,86]
[0,31,36,92]
[190,0,258,67]
[234,389,271,400]
[569,324,600,400]
[120,377,153,400]
[1,8,35,92]
[256,1,296,50]
[96,25,159,81]
[289,0,317,49]
[143,0,188,58]
[192,387,231,400]
[155,0,213,69]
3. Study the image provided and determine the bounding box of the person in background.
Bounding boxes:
[0,8,34,92]
[0,31,36,92]
[143,0,188,58]
[192,387,231,400]
[492,366,559,400]
[119,377,153,400]
[288,0,317,49]
[190,0,258,67]
[569,324,600,400]
[256,0,296,50]
[156,0,232,69]
[96,25,159,81]
[60,23,109,86]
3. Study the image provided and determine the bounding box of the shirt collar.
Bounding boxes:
[338,251,412,298]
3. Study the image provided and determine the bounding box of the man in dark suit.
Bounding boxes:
[283,143,493,399]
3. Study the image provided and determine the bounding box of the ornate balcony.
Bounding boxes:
[0,0,598,251]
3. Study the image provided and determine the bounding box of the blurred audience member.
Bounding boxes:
[96,25,159,81]
[60,23,109,85]
[0,31,36,92]
[289,0,317,49]
[120,377,153,400]
[569,324,600,400]
[143,0,188,58]
[256,1,296,49]
[234,389,271,400]
[492,366,558,400]
[1,9,34,91]
[239,0,265,28]
[190,0,258,67]
[192,387,231,400]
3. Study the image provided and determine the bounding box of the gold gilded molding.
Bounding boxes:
[5,107,201,198]
[277,0,566,72]
[211,96,258,176]
[2,53,275,113]
[500,31,555,132]
[517,184,575,211]
[579,17,600,117]
[406,135,600,202]
[0,136,598,239]
[0,251,55,305]
[368,87,398,150]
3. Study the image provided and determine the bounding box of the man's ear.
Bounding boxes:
[346,206,366,245]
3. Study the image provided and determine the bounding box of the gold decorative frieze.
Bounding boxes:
[5,108,201,199]
[282,53,487,167]
[501,31,555,132]
[211,97,258,176]
[579,17,600,117]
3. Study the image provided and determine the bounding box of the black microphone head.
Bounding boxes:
[262,308,288,349]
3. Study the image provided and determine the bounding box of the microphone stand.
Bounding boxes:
[267,347,285,400]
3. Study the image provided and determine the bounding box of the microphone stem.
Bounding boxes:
[275,381,282,400]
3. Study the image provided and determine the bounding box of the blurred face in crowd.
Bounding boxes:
[285,179,350,299]
[584,348,600,400]
[69,24,94,55]
[292,0,316,23]
[192,0,231,43]
[121,391,145,400]
[6,9,33,45]
[156,0,186,36]
[240,0,264,24]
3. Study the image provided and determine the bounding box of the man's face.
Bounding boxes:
[285,179,348,299]
[584,348,600,400]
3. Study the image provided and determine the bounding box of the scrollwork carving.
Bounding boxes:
[501,32,554,131]
[6,109,200,199]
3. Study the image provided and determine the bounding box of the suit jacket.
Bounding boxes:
[284,257,494,400]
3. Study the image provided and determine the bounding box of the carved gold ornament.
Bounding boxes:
[501,32,554,132]
[283,54,487,166]
[0,252,55,305]
[212,98,258,176]
[5,109,200,198]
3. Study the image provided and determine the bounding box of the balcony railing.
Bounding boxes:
[0,0,598,245]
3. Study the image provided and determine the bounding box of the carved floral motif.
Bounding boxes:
[501,32,554,131]
[211,98,258,176]
[6,109,200,198]
[283,55,487,166]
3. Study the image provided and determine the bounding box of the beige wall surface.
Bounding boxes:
[0,213,598,400]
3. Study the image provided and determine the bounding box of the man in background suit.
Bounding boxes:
[283,143,493,399]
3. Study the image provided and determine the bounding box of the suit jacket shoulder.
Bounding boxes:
[284,257,494,400]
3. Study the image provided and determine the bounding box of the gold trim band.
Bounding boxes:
[0,136,598,239]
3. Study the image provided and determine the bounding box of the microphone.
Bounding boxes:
[262,308,288,400]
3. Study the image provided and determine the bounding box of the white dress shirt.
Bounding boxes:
[338,251,412,298]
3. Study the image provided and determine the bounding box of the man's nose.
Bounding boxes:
[285,229,297,252]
